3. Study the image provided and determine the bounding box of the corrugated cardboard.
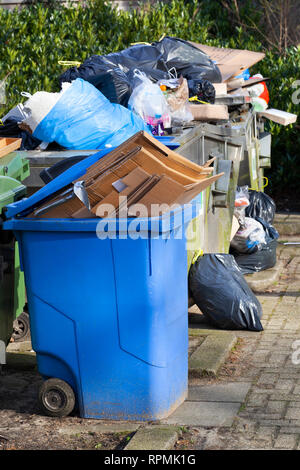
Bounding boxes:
[29,132,224,219]
[189,42,265,82]
[212,83,227,95]
[190,103,229,121]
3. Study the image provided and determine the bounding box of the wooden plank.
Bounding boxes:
[0,138,21,158]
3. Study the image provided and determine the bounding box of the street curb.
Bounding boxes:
[245,260,284,293]
[274,213,300,236]
[7,341,32,352]
[124,426,180,451]
[188,331,237,377]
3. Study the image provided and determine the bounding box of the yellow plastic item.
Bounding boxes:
[58,60,81,68]
[191,249,204,265]
[249,177,268,191]
[130,42,151,46]
[189,96,208,104]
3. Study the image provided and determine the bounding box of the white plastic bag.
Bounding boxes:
[230,217,266,254]
[234,185,250,227]
[128,70,171,134]
[21,83,72,134]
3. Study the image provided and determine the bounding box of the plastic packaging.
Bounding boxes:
[232,217,279,274]
[247,74,269,111]
[245,189,276,224]
[21,84,71,134]
[158,76,193,124]
[230,217,266,254]
[128,71,171,135]
[234,185,250,227]
[188,254,263,331]
[24,79,150,150]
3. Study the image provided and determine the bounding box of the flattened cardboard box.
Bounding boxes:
[29,132,224,219]
[189,42,265,82]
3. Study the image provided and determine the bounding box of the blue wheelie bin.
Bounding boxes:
[3,148,201,421]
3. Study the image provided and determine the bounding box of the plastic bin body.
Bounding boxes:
[5,145,198,419]
[0,171,28,356]
[5,216,191,420]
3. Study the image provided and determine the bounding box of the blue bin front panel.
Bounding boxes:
[17,228,188,420]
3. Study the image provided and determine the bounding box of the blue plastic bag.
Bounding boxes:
[32,78,151,149]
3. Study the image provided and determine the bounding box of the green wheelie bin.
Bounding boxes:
[0,151,30,368]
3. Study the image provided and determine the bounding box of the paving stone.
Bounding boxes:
[257,373,278,386]
[265,401,287,415]
[246,392,269,407]
[188,332,236,377]
[285,407,300,420]
[187,382,251,403]
[163,401,241,427]
[274,434,298,449]
[275,379,294,392]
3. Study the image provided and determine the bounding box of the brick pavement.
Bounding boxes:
[190,243,300,450]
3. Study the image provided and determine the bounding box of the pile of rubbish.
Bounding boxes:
[0,35,297,337]
[1,36,297,153]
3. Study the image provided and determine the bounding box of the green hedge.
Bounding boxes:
[0,0,299,196]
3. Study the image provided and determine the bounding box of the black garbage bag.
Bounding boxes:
[59,37,221,101]
[245,190,276,224]
[188,254,263,331]
[188,79,215,103]
[0,118,41,150]
[59,56,133,107]
[153,36,222,83]
[232,217,279,275]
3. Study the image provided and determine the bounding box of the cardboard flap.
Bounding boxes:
[128,175,185,216]
[189,42,265,82]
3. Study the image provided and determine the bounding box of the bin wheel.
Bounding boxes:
[39,378,75,418]
[12,312,30,342]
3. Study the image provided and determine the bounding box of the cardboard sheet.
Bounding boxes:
[29,132,224,219]
[189,42,265,82]
[190,103,229,121]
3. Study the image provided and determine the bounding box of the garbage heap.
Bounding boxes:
[0,35,298,422]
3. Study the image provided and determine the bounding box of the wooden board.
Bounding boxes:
[257,109,297,126]
[0,137,22,158]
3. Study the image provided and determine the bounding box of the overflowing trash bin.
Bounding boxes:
[0,34,298,420]
[3,139,217,419]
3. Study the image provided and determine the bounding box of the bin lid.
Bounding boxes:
[4,147,113,219]
[0,176,26,212]
[154,136,180,150]
[3,192,202,235]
